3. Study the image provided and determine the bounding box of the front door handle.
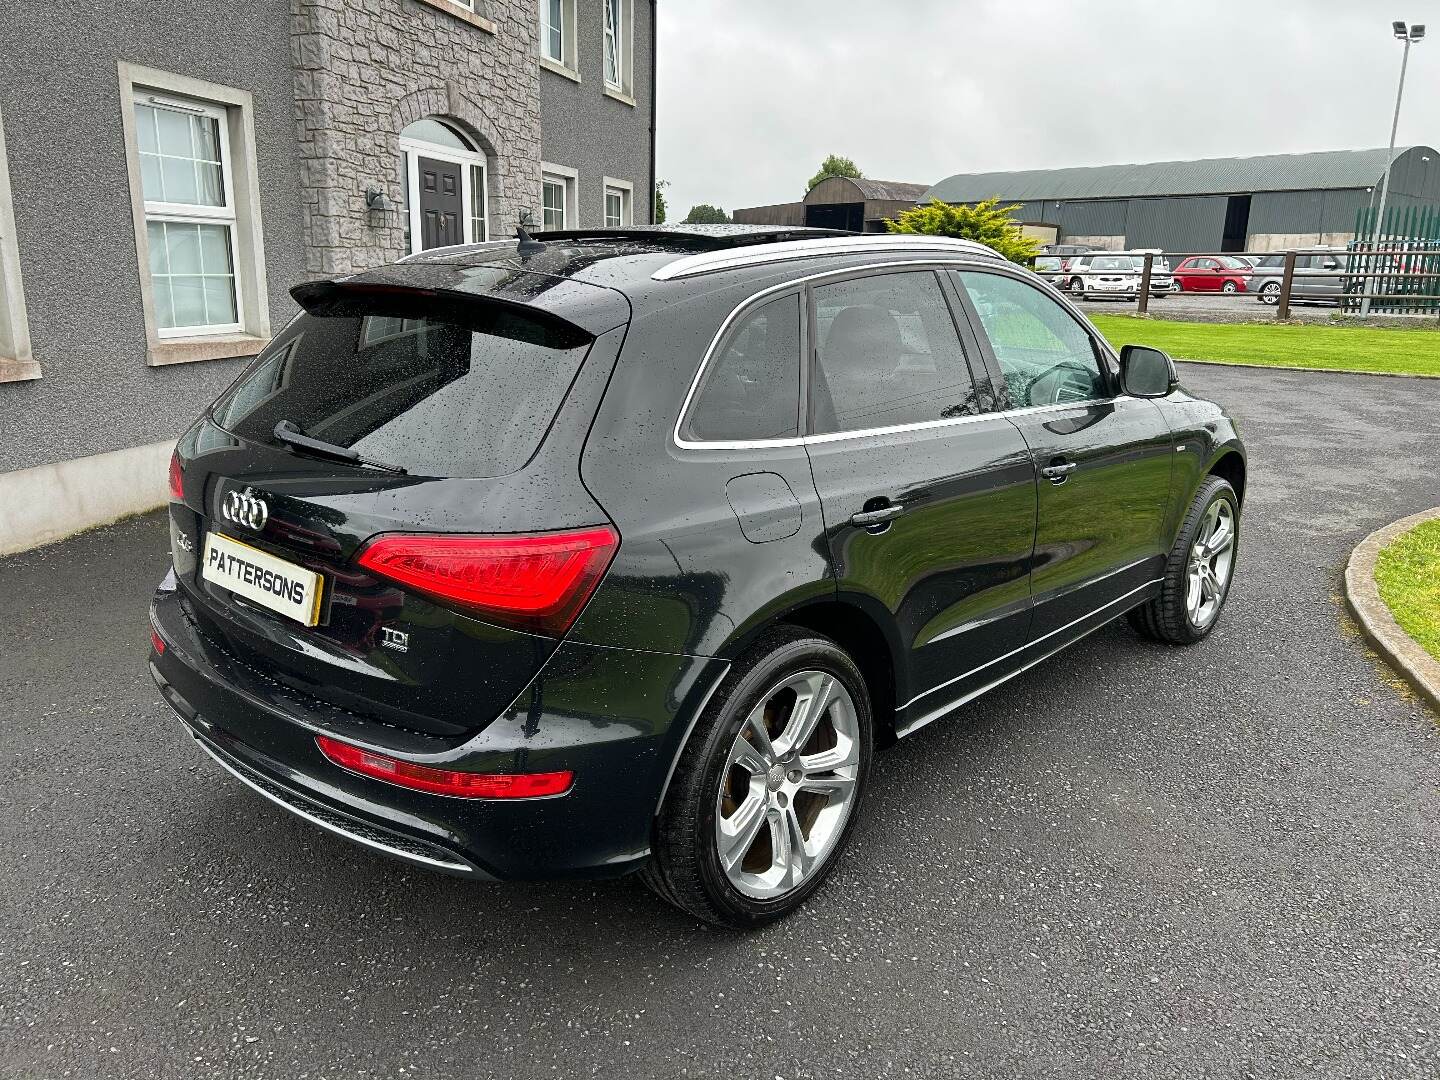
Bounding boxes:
[850,504,905,527]
[1041,460,1079,484]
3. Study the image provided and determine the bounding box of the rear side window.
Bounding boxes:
[810,271,979,434]
[684,292,801,442]
[958,271,1107,409]
[211,299,592,478]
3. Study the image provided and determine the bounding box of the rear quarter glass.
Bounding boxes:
[210,298,594,479]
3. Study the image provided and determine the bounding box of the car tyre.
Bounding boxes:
[1260,282,1281,305]
[1222,280,1240,294]
[1127,475,1239,646]
[642,626,873,929]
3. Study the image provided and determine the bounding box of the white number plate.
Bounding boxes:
[201,532,324,627]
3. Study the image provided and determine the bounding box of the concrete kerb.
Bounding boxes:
[1343,506,1440,715]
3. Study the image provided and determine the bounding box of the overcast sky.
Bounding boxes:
[656,0,1440,219]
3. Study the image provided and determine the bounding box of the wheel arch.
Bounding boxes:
[710,592,905,748]
[1206,447,1246,507]
[778,596,902,747]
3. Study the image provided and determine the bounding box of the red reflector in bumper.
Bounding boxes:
[150,629,166,655]
[315,735,573,800]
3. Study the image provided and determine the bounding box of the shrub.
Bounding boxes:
[887,197,1039,265]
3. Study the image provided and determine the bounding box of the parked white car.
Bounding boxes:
[1063,254,1172,300]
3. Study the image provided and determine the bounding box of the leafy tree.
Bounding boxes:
[886,197,1039,265]
[654,179,669,225]
[682,203,730,225]
[806,154,863,193]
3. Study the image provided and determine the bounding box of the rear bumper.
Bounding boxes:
[150,580,728,881]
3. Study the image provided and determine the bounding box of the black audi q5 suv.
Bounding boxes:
[149,225,1245,928]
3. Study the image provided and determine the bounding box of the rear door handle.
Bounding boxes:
[1041,460,1078,484]
[850,504,905,527]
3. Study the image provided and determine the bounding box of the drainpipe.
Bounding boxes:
[649,0,658,223]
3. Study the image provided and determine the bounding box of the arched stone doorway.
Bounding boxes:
[398,117,489,253]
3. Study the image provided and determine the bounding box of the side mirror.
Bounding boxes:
[1120,344,1178,397]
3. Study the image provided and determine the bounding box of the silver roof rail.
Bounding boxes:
[651,235,1003,281]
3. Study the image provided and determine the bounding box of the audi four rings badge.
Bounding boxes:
[222,487,270,531]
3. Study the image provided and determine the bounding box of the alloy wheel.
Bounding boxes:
[1186,498,1236,629]
[714,670,860,900]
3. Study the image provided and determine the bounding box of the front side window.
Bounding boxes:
[811,271,979,434]
[540,0,564,62]
[683,293,801,442]
[957,271,1106,409]
[136,96,239,336]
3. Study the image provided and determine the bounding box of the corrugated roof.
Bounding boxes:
[848,178,930,202]
[924,147,1425,203]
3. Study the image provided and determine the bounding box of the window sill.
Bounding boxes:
[412,0,497,32]
[602,85,636,107]
[0,355,42,384]
[147,333,270,368]
[539,56,581,83]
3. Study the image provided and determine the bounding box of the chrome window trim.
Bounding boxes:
[671,258,1126,453]
[652,236,1003,282]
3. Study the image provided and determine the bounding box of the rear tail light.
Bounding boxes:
[355,526,619,636]
[315,735,573,799]
[168,450,184,502]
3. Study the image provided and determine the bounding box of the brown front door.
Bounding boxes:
[418,156,463,249]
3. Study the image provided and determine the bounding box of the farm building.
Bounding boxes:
[732,176,929,233]
[923,146,1440,252]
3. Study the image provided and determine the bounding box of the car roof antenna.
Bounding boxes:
[516,213,547,256]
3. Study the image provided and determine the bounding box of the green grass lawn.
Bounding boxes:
[1374,519,1440,663]
[1088,314,1440,377]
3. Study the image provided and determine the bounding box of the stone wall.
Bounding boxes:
[293,0,543,276]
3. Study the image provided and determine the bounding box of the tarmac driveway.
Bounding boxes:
[2,364,1438,1079]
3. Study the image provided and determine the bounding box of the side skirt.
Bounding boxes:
[894,579,1163,739]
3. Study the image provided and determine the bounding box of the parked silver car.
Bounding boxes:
[1250,251,1360,306]
[1063,254,1173,300]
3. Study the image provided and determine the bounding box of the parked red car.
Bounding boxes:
[1172,256,1252,294]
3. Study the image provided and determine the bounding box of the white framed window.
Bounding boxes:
[603,177,633,227]
[540,162,577,231]
[136,95,241,337]
[539,0,578,76]
[399,118,489,255]
[119,64,270,366]
[602,0,634,97]
[0,105,38,383]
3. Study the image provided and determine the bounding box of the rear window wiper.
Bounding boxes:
[272,420,407,475]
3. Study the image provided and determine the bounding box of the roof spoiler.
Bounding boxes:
[289,280,596,347]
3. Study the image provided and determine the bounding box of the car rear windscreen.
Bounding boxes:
[210,297,593,478]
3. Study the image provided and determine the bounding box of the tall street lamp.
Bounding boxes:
[1362,19,1426,316]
